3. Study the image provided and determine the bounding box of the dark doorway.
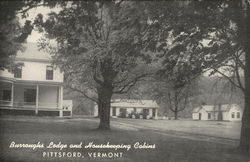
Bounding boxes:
[152,109,156,117]
[199,113,201,120]
[143,109,149,119]
[218,111,223,121]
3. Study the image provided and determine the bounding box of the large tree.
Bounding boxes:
[34,1,152,129]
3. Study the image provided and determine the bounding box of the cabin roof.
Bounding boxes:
[192,106,202,113]
[193,104,240,113]
[111,99,159,109]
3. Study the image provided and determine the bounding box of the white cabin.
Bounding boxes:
[192,104,242,121]
[94,99,159,119]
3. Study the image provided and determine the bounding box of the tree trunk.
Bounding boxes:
[97,85,112,130]
[239,3,250,153]
[174,93,178,120]
[174,110,178,120]
[240,88,250,152]
[240,49,250,152]
[97,102,101,118]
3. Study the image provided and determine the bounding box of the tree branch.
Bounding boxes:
[212,68,245,92]
[67,85,98,103]
[113,73,152,94]
[93,63,104,85]
[234,53,245,92]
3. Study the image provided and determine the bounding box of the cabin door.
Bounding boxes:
[152,109,156,118]
[218,111,223,121]
[143,109,149,119]
[199,113,201,120]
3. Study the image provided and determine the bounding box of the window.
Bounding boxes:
[3,90,11,101]
[46,66,53,80]
[208,113,211,119]
[24,89,36,105]
[14,66,22,78]
[237,112,240,119]
[231,112,235,118]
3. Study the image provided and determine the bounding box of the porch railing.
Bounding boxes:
[0,100,12,106]
[0,100,59,109]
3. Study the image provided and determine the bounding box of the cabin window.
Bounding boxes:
[237,112,240,119]
[208,113,211,119]
[14,66,22,78]
[231,112,235,118]
[46,66,53,80]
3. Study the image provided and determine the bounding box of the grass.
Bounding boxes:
[112,118,242,139]
[0,116,248,162]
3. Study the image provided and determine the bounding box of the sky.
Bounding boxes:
[16,6,60,58]
[18,6,60,43]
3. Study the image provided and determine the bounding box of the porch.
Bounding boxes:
[0,81,70,117]
[111,107,158,119]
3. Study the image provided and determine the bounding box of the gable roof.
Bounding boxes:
[205,105,231,112]
[111,99,159,109]
[192,106,202,113]
[193,104,240,113]
[16,42,51,61]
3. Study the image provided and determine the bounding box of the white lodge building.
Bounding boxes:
[0,43,72,117]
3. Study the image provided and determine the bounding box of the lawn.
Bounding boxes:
[112,118,241,139]
[0,116,248,162]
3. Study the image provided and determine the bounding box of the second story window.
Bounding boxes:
[14,66,22,78]
[46,65,53,80]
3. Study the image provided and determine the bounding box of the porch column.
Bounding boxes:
[110,107,112,116]
[154,109,158,119]
[116,108,120,117]
[59,86,63,117]
[35,85,39,115]
[11,83,14,107]
[149,108,153,117]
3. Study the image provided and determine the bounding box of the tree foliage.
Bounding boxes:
[34,1,153,129]
[0,0,60,69]
[141,0,249,152]
[0,1,33,69]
